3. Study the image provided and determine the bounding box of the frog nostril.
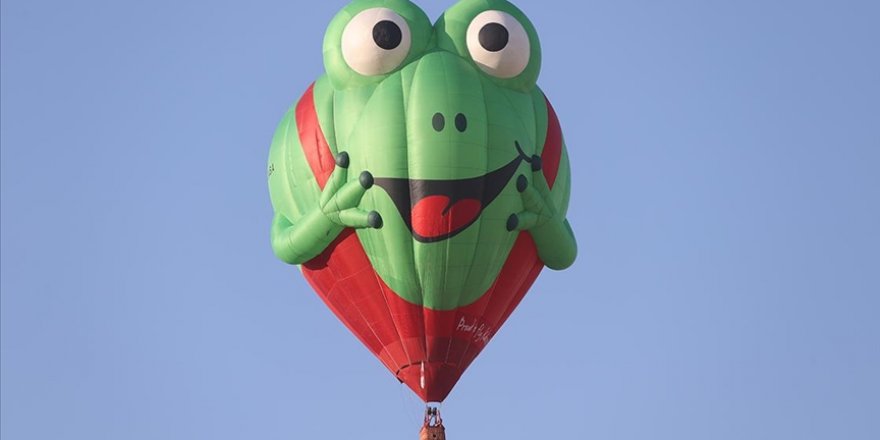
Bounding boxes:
[454,113,467,132]
[432,113,445,132]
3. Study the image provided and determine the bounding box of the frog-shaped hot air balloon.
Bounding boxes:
[267,0,576,416]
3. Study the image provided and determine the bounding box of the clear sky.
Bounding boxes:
[2,0,878,439]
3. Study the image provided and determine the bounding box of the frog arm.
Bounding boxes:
[270,211,343,264]
[529,217,577,270]
[507,162,577,270]
[271,152,383,265]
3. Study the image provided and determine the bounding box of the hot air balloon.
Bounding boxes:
[267,0,576,432]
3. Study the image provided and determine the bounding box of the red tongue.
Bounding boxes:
[411,195,482,239]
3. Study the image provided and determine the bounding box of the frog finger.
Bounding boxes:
[323,180,365,213]
[320,152,351,206]
[506,212,539,231]
[322,171,374,212]
[531,166,553,200]
[335,209,383,229]
[518,180,543,212]
[516,174,556,218]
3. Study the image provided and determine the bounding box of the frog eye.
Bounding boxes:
[341,8,412,76]
[465,10,531,79]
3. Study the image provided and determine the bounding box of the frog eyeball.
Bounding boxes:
[341,8,412,76]
[466,10,531,79]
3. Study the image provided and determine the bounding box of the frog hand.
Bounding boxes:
[506,157,577,270]
[270,152,382,265]
[319,151,383,229]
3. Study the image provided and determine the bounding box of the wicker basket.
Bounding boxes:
[419,424,446,440]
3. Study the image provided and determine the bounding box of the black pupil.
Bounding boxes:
[373,20,402,50]
[478,22,509,52]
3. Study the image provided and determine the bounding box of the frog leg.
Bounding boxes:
[271,152,382,265]
[506,160,577,270]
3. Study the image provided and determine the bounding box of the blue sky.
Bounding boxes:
[2,0,878,439]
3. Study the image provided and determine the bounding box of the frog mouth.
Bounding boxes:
[373,142,533,243]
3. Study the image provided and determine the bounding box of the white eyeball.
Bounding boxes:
[466,10,531,79]
[341,8,412,76]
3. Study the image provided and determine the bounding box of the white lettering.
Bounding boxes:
[455,316,493,345]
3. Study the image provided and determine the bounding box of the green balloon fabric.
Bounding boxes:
[268,0,576,402]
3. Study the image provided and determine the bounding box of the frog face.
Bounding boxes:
[273,0,572,310]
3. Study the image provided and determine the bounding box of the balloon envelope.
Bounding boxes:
[267,0,576,402]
